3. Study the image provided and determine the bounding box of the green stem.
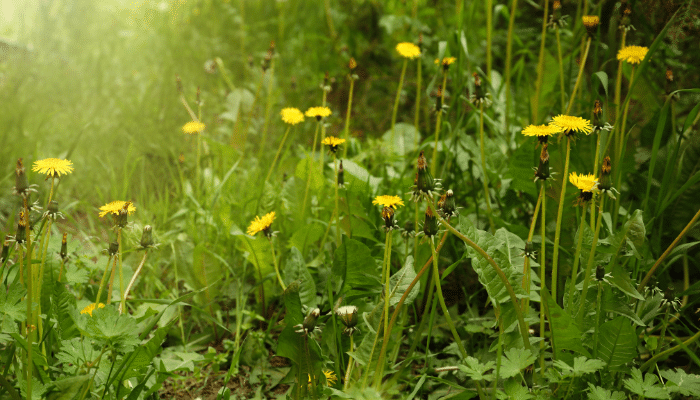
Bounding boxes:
[426,200,531,350]
[555,27,566,113]
[432,71,448,173]
[414,57,422,148]
[301,122,322,222]
[504,0,518,134]
[22,248,32,400]
[413,202,419,261]
[593,282,602,358]
[343,77,355,159]
[264,125,292,183]
[565,38,591,115]
[478,103,495,233]
[641,328,700,372]
[613,31,627,172]
[486,0,493,79]
[430,239,467,358]
[539,179,547,380]
[334,155,341,246]
[258,60,275,161]
[269,237,285,290]
[196,132,201,198]
[119,250,148,314]
[343,335,355,390]
[552,137,572,305]
[566,204,588,308]
[391,59,408,152]
[576,195,605,326]
[613,65,635,224]
[522,184,543,311]
[533,0,550,123]
[373,231,393,387]
[118,228,125,314]
[304,335,318,400]
[95,256,113,305]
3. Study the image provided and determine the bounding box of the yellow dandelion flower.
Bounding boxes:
[522,125,562,138]
[182,121,206,134]
[321,136,346,147]
[323,370,337,386]
[373,195,405,209]
[99,201,136,218]
[80,303,105,317]
[32,158,74,177]
[434,57,457,66]
[582,15,599,28]
[396,42,421,59]
[281,108,304,125]
[247,211,276,236]
[569,172,598,192]
[617,45,649,65]
[550,115,593,135]
[305,106,332,120]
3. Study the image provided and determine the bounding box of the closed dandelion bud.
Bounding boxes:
[524,241,536,259]
[592,100,604,130]
[15,212,27,244]
[402,221,415,238]
[423,207,439,238]
[598,156,613,192]
[336,305,358,334]
[620,4,632,31]
[140,225,154,248]
[303,308,321,333]
[382,207,396,230]
[338,160,345,187]
[596,265,606,281]
[438,189,457,218]
[534,144,551,181]
[2,236,11,261]
[60,233,68,260]
[582,15,599,38]
[108,241,119,256]
[664,284,675,304]
[349,57,357,71]
[115,201,131,228]
[15,158,29,196]
[416,151,436,194]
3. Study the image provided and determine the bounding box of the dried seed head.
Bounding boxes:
[302,308,321,334]
[598,156,613,191]
[438,189,457,218]
[15,211,28,244]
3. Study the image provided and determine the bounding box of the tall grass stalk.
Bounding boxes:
[533,0,550,123]
[593,280,603,358]
[95,256,113,305]
[565,38,592,115]
[555,27,566,113]
[392,58,409,155]
[576,195,605,325]
[431,72,448,173]
[504,0,518,133]
[486,0,493,79]
[613,66,636,222]
[21,247,31,400]
[269,237,285,290]
[343,335,355,390]
[566,204,588,307]
[371,231,393,387]
[118,228,126,314]
[551,137,572,305]
[613,31,627,164]
[334,154,341,246]
[478,103,495,233]
[342,72,356,159]
[240,72,265,152]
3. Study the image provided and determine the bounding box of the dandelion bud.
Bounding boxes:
[348,57,357,71]
[1,236,11,261]
[435,85,443,112]
[302,308,321,333]
[596,265,606,281]
[115,201,131,228]
[664,284,675,304]
[416,151,436,194]
[15,211,27,244]
[381,207,396,231]
[140,225,154,248]
[402,221,415,239]
[534,144,551,181]
[338,160,345,187]
[553,0,561,11]
[620,4,632,31]
[582,15,599,38]
[524,241,536,259]
[423,207,439,238]
[336,305,358,335]
[438,189,457,218]
[598,156,613,191]
[471,72,490,106]
[14,158,29,196]
[60,232,68,260]
[108,241,119,256]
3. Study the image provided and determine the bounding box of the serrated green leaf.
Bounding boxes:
[597,316,637,369]
[503,378,534,400]
[553,356,605,377]
[458,357,495,382]
[586,383,626,400]
[623,368,670,399]
[0,283,25,322]
[602,288,645,326]
[500,348,536,379]
[284,247,317,308]
[660,369,700,397]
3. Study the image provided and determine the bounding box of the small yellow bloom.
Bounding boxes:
[550,115,593,135]
[80,303,105,316]
[308,370,338,387]
[617,45,649,65]
[396,42,421,59]
[182,121,206,134]
[321,136,346,147]
[305,107,332,120]
[582,15,599,28]
[99,201,136,218]
[522,125,562,138]
[247,211,276,236]
[281,108,304,125]
[434,57,457,66]
[569,172,597,192]
[373,195,404,209]
[32,158,74,177]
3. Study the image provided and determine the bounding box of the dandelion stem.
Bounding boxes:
[319,91,329,173]
[539,179,547,380]
[533,0,550,123]
[107,255,117,304]
[372,231,393,387]
[265,125,292,184]
[641,328,700,372]
[343,335,355,390]
[593,281,603,358]
[613,65,635,224]
[269,237,285,290]
[504,0,518,134]
[552,137,572,305]
[430,239,467,357]
[343,76,355,160]
[478,103,495,233]
[334,155,341,246]
[555,27,566,113]
[118,228,126,314]
[241,72,265,153]
[301,122,322,222]
[576,195,605,326]
[258,60,276,161]
[522,184,543,311]
[120,250,148,314]
[392,58,409,154]
[566,204,588,308]
[486,0,493,79]
[414,57,422,149]
[21,247,32,400]
[431,71,448,173]
[565,37,592,115]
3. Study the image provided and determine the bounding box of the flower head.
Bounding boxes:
[550,115,593,136]
[569,172,597,192]
[281,108,304,125]
[435,57,456,71]
[323,370,338,386]
[409,151,441,201]
[321,136,346,153]
[182,121,205,134]
[336,305,359,335]
[582,15,599,36]
[295,307,321,336]
[32,158,74,178]
[522,124,562,145]
[99,201,136,218]
[305,106,332,121]
[80,303,105,317]
[617,45,648,65]
[247,211,276,237]
[373,195,404,209]
[396,42,421,59]
[534,144,552,182]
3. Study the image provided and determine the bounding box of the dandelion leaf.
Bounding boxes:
[332,238,381,302]
[597,316,637,370]
[388,256,420,307]
[284,247,317,308]
[542,286,590,360]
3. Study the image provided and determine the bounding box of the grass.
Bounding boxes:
[1,0,700,399]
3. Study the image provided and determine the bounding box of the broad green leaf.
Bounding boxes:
[19,378,47,400]
[593,71,609,97]
[388,256,420,307]
[542,287,589,358]
[381,122,420,156]
[623,368,671,399]
[500,348,536,379]
[284,247,317,308]
[158,351,205,373]
[553,356,605,377]
[587,383,626,400]
[610,263,644,300]
[338,159,380,196]
[122,319,177,379]
[191,242,223,306]
[55,338,99,375]
[458,357,495,382]
[79,305,140,353]
[660,369,700,397]
[288,223,324,252]
[504,378,534,400]
[276,283,322,375]
[333,238,381,302]
[295,156,323,193]
[602,288,645,326]
[52,375,90,400]
[597,316,637,369]
[52,281,78,340]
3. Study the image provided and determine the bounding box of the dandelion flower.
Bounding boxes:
[32,158,74,177]
[617,45,648,64]
[434,57,457,68]
[396,42,421,59]
[323,370,337,386]
[522,124,562,144]
[80,303,105,317]
[550,115,593,136]
[321,136,346,153]
[582,15,599,36]
[247,211,276,236]
[305,106,332,120]
[281,108,304,125]
[99,201,136,218]
[373,195,404,209]
[182,121,206,134]
[569,172,597,192]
